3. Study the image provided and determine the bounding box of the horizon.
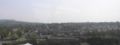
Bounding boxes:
[0,19,120,24]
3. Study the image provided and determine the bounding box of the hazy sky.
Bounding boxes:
[0,0,120,23]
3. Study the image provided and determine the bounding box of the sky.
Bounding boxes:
[0,0,120,23]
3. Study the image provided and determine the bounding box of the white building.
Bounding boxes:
[23,43,32,45]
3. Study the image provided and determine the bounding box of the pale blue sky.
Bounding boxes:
[0,0,33,21]
[0,0,120,23]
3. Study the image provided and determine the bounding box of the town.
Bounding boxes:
[0,20,120,45]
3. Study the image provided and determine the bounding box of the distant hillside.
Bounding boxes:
[0,20,43,27]
[0,19,120,31]
[0,20,120,45]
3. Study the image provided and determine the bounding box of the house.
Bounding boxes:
[22,43,32,45]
